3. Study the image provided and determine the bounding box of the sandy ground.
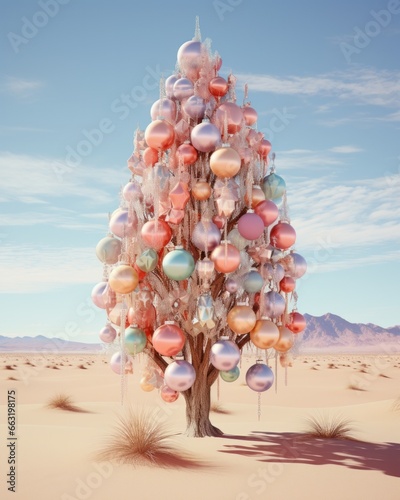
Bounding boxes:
[1,351,399,500]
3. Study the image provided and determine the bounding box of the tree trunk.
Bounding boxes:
[183,374,223,437]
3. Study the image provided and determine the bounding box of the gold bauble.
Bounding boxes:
[227,305,257,335]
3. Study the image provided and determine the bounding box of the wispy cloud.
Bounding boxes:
[1,77,44,98]
[329,145,363,154]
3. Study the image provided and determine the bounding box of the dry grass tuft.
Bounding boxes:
[348,382,367,391]
[379,373,391,379]
[78,364,87,369]
[7,377,19,381]
[210,401,231,415]
[304,414,355,440]
[97,407,200,469]
[4,365,15,370]
[46,394,88,413]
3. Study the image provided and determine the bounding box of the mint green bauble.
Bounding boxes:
[136,248,158,273]
[220,366,240,382]
[243,270,264,293]
[262,173,286,204]
[162,248,195,281]
[125,326,147,354]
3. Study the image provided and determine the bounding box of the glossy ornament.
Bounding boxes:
[261,263,285,283]
[227,305,257,334]
[210,147,241,179]
[263,290,286,319]
[169,181,190,210]
[274,326,294,352]
[279,276,296,293]
[142,147,159,167]
[140,378,155,392]
[286,312,306,334]
[135,248,158,273]
[124,325,147,355]
[162,247,195,281]
[192,219,221,252]
[91,281,116,310]
[220,366,240,383]
[246,363,274,392]
[210,242,241,273]
[225,277,238,294]
[242,105,258,126]
[160,385,179,403]
[190,120,221,153]
[210,337,240,370]
[243,270,264,293]
[208,76,228,97]
[250,319,279,349]
[245,185,265,208]
[145,119,175,151]
[110,352,133,375]
[215,102,243,134]
[164,360,196,391]
[108,303,130,328]
[165,74,180,99]
[122,180,143,202]
[192,179,212,201]
[258,139,272,160]
[176,142,198,166]
[95,236,122,265]
[109,265,139,294]
[109,209,137,238]
[150,98,176,122]
[152,322,186,357]
[212,215,226,229]
[99,324,117,343]
[254,200,279,227]
[173,77,194,100]
[183,95,206,120]
[237,212,264,240]
[177,40,202,81]
[141,219,172,250]
[227,228,249,251]
[280,252,307,279]
[270,222,296,250]
[262,172,286,202]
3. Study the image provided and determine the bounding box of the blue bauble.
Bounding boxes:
[162,247,195,281]
[125,325,147,354]
[220,366,240,383]
[262,173,286,204]
[246,363,274,392]
[243,270,264,293]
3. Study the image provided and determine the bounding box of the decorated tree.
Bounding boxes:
[92,21,307,437]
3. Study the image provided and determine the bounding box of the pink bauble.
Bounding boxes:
[122,180,143,202]
[110,352,133,375]
[208,76,228,97]
[192,219,221,252]
[279,276,296,293]
[270,222,296,250]
[145,120,175,151]
[177,40,202,81]
[215,102,244,134]
[210,147,241,179]
[242,106,258,126]
[210,243,241,273]
[210,338,240,370]
[212,215,225,229]
[254,200,279,227]
[258,139,272,160]
[99,324,117,343]
[109,208,138,238]
[141,219,172,250]
[183,95,206,120]
[152,322,186,357]
[286,312,306,334]
[173,77,194,100]
[150,98,177,123]
[176,142,198,166]
[237,212,264,241]
[164,360,196,391]
[190,121,221,153]
[91,281,117,310]
[160,385,179,403]
[165,75,180,99]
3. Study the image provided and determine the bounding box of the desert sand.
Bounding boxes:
[1,351,399,500]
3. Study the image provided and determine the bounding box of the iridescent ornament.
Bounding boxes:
[263,290,286,319]
[150,98,177,123]
[225,277,238,293]
[279,276,296,293]
[165,74,180,99]
[95,236,121,265]
[220,365,240,382]
[244,185,265,208]
[183,95,206,120]
[91,281,116,310]
[246,363,274,392]
[262,172,286,203]
[210,242,241,273]
[192,219,221,252]
[210,146,241,179]
[192,180,212,201]
[145,119,175,151]
[140,378,155,392]
[141,219,172,250]
[274,326,294,352]
[160,385,179,403]
[286,312,306,334]
[227,305,257,334]
[152,322,186,357]
[110,352,133,375]
[215,102,244,134]
[135,248,158,273]
[242,105,258,126]
[142,146,159,167]
[280,252,307,279]
[208,76,228,97]
[109,265,139,294]
[164,360,196,391]
[162,247,195,281]
[99,324,117,343]
[190,120,221,153]
[254,200,279,227]
[243,270,264,293]
[196,293,215,328]
[109,208,137,238]
[210,337,240,371]
[176,142,198,166]
[258,139,272,160]
[250,319,279,349]
[122,180,143,202]
[125,325,147,354]
[228,228,249,251]
[173,77,194,100]
[177,40,202,81]
[270,222,296,250]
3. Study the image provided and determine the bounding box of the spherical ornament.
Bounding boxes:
[227,305,257,334]
[173,77,194,100]
[122,180,143,202]
[210,243,241,273]
[95,236,121,265]
[136,248,158,273]
[141,219,172,250]
[110,352,133,375]
[263,290,286,319]
[220,366,240,383]
[243,270,264,293]
[152,322,186,357]
[246,363,274,392]
[109,209,137,238]
[254,200,279,227]
[125,325,147,354]
[142,147,159,167]
[242,106,258,126]
[280,353,293,368]
[191,120,221,153]
[176,142,198,166]
[145,119,175,151]
[261,263,285,283]
[270,222,296,250]
[128,303,156,331]
[210,337,240,371]
[280,252,307,280]
[140,378,155,392]
[164,360,196,391]
[109,265,139,294]
[258,139,272,160]
[177,40,202,81]
[162,247,195,281]
[208,76,228,97]
[212,215,226,229]
[165,74,180,99]
[250,319,279,349]
[237,212,264,240]
[160,385,179,403]
[274,326,294,352]
[99,324,117,343]
[228,228,249,251]
[192,180,212,201]
[150,98,176,122]
[262,172,286,203]
[183,95,206,120]
[91,281,116,310]
[225,277,238,294]
[210,147,241,179]
[245,185,265,208]
[286,312,306,334]
[215,102,244,134]
[280,276,296,293]
[192,219,221,252]
[196,258,215,280]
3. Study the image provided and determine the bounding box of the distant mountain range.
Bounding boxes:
[1,313,399,354]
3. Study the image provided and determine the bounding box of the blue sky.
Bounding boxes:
[0,0,399,342]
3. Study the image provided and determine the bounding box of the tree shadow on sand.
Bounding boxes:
[219,432,400,478]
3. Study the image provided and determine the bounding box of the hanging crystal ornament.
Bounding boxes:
[196,293,215,329]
